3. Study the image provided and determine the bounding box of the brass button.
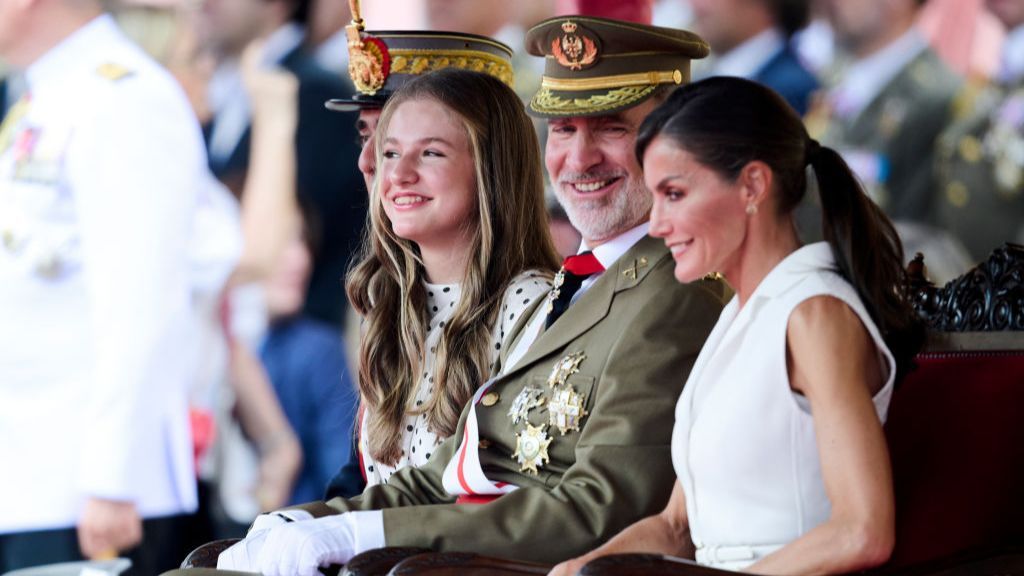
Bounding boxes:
[481,392,499,407]
[479,439,492,450]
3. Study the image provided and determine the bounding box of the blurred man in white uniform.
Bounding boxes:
[0,0,204,572]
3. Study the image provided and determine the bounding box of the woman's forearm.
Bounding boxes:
[745,516,893,575]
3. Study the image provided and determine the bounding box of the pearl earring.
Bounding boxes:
[745,203,757,216]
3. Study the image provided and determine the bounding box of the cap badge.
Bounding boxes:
[347,28,390,95]
[552,20,598,71]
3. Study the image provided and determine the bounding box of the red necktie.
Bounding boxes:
[562,251,605,276]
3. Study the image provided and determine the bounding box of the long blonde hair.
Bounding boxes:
[346,69,560,465]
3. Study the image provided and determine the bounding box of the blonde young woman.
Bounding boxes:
[346,69,561,485]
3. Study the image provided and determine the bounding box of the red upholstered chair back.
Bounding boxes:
[884,347,1024,567]
[883,243,1024,567]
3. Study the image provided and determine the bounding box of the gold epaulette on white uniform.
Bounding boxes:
[96,62,134,82]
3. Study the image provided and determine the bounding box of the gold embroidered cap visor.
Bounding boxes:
[525,16,709,118]
[325,30,514,112]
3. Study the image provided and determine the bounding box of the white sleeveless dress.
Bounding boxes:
[671,242,897,571]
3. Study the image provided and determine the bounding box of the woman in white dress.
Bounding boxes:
[552,77,924,575]
[345,69,560,487]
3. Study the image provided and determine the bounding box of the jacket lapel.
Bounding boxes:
[499,235,669,380]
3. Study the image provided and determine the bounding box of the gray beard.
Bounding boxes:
[555,178,652,243]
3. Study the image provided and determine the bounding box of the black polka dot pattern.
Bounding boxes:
[360,272,551,487]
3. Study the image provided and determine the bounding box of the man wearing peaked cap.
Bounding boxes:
[526,15,708,118]
[180,16,729,576]
[322,1,515,194]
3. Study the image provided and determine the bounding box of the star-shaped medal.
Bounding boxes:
[546,351,585,388]
[508,386,545,425]
[512,423,552,475]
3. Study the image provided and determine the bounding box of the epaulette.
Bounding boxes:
[95,63,135,82]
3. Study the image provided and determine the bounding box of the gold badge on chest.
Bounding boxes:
[548,386,587,435]
[546,351,588,435]
[507,351,591,474]
[546,351,585,387]
[513,422,552,475]
[508,386,545,425]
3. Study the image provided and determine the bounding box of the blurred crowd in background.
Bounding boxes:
[0,0,1021,572]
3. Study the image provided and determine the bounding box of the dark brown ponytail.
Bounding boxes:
[637,77,923,379]
[808,144,924,380]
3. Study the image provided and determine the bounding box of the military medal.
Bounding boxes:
[508,386,545,425]
[545,268,566,314]
[512,423,552,475]
[546,351,585,388]
[548,385,588,435]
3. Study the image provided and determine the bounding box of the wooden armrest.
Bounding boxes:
[580,554,733,576]
[341,547,431,576]
[387,551,550,575]
[180,539,242,569]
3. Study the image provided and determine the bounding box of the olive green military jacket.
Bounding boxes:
[935,79,1024,261]
[299,235,727,563]
[806,48,961,226]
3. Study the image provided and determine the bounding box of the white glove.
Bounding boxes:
[217,527,269,572]
[217,509,316,571]
[249,510,313,534]
[255,513,357,576]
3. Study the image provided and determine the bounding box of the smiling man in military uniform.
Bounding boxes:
[0,0,205,573]
[195,16,726,576]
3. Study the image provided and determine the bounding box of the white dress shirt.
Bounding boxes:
[0,14,205,531]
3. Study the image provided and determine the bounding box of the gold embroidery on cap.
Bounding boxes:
[531,85,657,115]
[389,49,514,87]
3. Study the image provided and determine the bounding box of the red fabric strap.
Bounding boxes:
[562,251,605,276]
[455,494,500,505]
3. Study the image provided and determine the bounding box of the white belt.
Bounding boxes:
[695,543,782,568]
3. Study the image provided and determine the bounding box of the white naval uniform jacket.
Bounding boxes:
[0,14,204,532]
